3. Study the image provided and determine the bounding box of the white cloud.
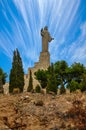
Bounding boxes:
[68,22,86,64]
[0,0,82,72]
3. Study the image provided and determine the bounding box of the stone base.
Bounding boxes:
[24,51,50,90]
[39,51,50,69]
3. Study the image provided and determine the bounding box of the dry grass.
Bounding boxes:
[67,98,86,130]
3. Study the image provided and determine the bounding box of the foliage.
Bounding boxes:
[27,70,33,92]
[67,80,80,92]
[70,62,85,83]
[80,74,86,92]
[9,49,24,93]
[0,68,7,93]
[66,63,85,92]
[46,63,57,94]
[35,60,86,94]
[35,84,41,93]
[35,69,47,88]
[0,68,7,85]
[54,60,69,87]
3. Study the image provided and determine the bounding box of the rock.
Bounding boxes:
[34,100,44,106]
[0,92,86,130]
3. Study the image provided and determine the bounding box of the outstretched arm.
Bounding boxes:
[41,28,44,37]
[51,38,54,40]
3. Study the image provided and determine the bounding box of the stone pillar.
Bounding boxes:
[23,74,29,92]
[3,83,9,94]
[39,52,50,69]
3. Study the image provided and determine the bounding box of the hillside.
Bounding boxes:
[0,92,86,130]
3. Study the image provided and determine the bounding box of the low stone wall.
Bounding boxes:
[3,83,70,95]
[24,51,50,90]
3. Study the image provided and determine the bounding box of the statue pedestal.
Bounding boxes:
[25,51,50,89]
[39,51,50,69]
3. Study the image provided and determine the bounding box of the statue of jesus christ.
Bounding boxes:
[41,26,54,52]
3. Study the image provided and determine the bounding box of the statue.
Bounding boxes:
[41,26,54,52]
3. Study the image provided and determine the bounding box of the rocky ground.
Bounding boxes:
[0,92,86,130]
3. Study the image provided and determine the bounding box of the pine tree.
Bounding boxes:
[9,49,24,93]
[27,70,33,92]
[46,63,57,94]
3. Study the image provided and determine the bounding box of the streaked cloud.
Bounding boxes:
[0,0,86,74]
[69,22,86,64]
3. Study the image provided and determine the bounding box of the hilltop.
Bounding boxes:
[0,92,86,130]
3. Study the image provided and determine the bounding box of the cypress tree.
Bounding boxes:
[27,70,33,92]
[9,49,24,93]
[35,84,41,93]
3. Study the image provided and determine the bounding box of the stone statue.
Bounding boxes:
[41,26,54,52]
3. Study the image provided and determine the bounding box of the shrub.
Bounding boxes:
[35,84,41,93]
[80,74,86,92]
[13,88,20,94]
[27,70,33,92]
[67,80,80,92]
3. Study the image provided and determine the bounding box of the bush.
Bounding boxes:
[46,76,57,94]
[27,70,33,92]
[67,80,80,92]
[35,84,41,93]
[80,74,86,92]
[13,88,20,94]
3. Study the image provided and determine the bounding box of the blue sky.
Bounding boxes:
[0,0,86,80]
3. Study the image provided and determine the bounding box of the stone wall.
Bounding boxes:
[24,51,50,90]
[3,82,9,94]
[23,74,29,92]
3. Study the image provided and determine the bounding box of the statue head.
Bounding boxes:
[44,26,48,31]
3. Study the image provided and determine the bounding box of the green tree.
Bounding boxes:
[54,60,68,88]
[46,63,57,94]
[67,80,80,92]
[0,68,7,93]
[35,69,47,88]
[35,60,86,93]
[70,62,85,83]
[35,84,41,93]
[27,70,33,92]
[9,49,24,93]
[80,74,86,92]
